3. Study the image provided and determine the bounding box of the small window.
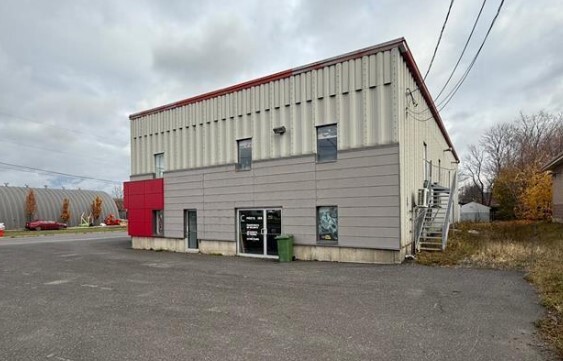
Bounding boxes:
[237,139,252,171]
[155,153,165,178]
[317,124,337,162]
[317,206,338,242]
[153,210,164,236]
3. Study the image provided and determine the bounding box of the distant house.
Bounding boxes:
[460,202,490,222]
[542,151,563,223]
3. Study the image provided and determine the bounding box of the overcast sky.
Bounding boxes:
[0,0,561,194]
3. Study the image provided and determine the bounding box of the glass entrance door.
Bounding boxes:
[238,209,282,257]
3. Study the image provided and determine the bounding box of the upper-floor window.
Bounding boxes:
[155,153,165,178]
[237,139,252,171]
[317,124,337,162]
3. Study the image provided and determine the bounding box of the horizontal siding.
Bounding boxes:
[163,144,400,250]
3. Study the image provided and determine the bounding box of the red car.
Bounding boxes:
[25,220,67,231]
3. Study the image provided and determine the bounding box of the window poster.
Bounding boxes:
[318,206,338,241]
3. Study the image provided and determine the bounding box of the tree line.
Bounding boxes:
[461,111,562,220]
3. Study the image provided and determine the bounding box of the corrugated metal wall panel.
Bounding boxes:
[131,49,398,176]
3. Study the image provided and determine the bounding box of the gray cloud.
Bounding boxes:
[0,0,561,194]
[152,14,258,88]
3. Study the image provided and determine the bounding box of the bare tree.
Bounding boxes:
[463,145,491,205]
[463,111,563,218]
[482,122,514,176]
[112,185,123,199]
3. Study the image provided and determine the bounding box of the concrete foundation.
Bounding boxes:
[294,245,401,264]
[198,240,236,256]
[132,237,186,253]
[131,237,400,264]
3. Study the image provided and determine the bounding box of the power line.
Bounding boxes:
[434,0,488,102]
[423,0,455,80]
[436,0,505,111]
[0,161,120,184]
[409,0,506,120]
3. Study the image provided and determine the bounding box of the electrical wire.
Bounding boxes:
[434,0,488,102]
[407,0,505,120]
[436,0,505,110]
[0,161,120,184]
[423,0,456,80]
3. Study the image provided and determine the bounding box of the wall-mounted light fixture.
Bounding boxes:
[273,126,286,135]
[443,147,453,152]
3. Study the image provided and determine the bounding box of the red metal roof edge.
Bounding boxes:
[129,38,406,120]
[129,37,459,162]
[398,42,459,162]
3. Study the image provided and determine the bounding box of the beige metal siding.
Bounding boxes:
[163,145,400,250]
[131,51,398,176]
[395,53,459,253]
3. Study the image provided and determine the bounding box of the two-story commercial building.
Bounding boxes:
[124,37,459,263]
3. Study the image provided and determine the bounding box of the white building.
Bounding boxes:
[460,202,491,222]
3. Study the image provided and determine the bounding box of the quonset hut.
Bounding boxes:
[0,186,118,229]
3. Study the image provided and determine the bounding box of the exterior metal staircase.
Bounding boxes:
[414,166,457,252]
[418,185,451,251]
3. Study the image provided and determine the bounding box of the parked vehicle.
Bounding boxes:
[103,214,121,226]
[25,220,67,231]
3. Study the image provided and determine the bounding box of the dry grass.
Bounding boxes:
[417,221,563,357]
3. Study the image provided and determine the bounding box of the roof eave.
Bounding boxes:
[129,38,407,120]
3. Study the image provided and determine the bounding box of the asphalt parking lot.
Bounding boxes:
[0,234,555,360]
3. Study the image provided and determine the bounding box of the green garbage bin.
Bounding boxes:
[276,234,294,262]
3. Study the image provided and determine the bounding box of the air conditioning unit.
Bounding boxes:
[418,188,429,207]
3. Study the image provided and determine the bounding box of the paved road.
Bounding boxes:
[0,234,555,360]
[0,231,128,246]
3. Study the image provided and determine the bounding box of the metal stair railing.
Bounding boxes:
[440,171,457,250]
[413,205,428,252]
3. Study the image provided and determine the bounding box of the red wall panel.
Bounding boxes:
[124,178,164,237]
